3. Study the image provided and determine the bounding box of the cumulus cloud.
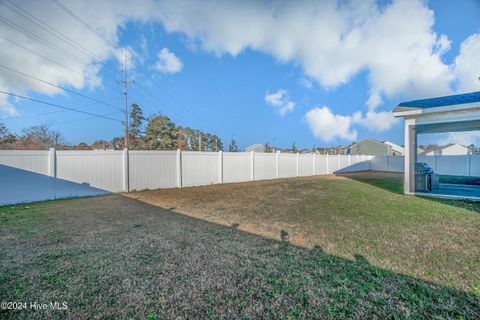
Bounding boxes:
[154,48,183,74]
[453,34,480,92]
[265,89,295,116]
[305,106,357,142]
[1,0,478,130]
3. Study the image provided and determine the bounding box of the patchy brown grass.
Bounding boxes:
[1,172,479,319]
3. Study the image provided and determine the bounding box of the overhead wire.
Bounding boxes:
[0,90,123,122]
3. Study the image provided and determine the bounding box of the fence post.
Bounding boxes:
[468,153,471,176]
[250,151,255,181]
[326,153,329,174]
[275,151,280,178]
[123,148,129,192]
[313,152,316,175]
[176,149,182,188]
[296,153,299,176]
[218,150,223,183]
[48,147,56,178]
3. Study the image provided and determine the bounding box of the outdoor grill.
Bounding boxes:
[415,162,434,192]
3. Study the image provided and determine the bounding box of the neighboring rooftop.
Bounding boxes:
[395,91,480,111]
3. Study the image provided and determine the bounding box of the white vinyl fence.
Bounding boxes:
[2,149,478,205]
[0,149,372,205]
[368,154,480,176]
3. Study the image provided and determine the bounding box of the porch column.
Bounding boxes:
[404,118,416,194]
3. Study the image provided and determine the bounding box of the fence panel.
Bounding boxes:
[470,155,480,177]
[315,155,328,175]
[129,150,177,190]
[278,153,297,178]
[181,151,219,187]
[56,151,123,197]
[435,155,469,176]
[223,152,251,183]
[0,150,53,205]
[254,152,276,180]
[298,154,314,176]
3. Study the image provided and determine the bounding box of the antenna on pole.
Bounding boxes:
[118,48,134,149]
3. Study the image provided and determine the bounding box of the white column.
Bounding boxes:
[218,150,223,183]
[48,147,56,177]
[250,151,255,181]
[337,154,340,172]
[123,148,129,192]
[275,151,280,178]
[296,153,299,176]
[176,149,182,188]
[404,119,416,194]
[313,153,316,175]
[348,154,351,166]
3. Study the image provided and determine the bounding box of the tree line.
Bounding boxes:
[0,104,244,151]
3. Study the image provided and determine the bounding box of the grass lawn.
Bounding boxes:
[1,172,479,319]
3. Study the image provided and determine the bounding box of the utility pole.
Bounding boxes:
[119,48,133,149]
[198,131,202,151]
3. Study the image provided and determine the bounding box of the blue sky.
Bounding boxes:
[1,0,479,149]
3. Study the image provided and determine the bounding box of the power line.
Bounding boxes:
[0,35,121,94]
[1,0,122,75]
[49,0,194,122]
[51,0,116,49]
[0,15,94,69]
[0,64,123,112]
[0,90,122,122]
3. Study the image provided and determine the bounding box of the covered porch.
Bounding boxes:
[393,91,480,200]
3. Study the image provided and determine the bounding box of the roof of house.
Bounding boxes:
[397,91,480,110]
[383,141,404,153]
[419,143,467,155]
[244,144,265,152]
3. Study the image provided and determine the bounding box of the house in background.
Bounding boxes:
[348,138,404,156]
[244,144,266,152]
[419,143,470,156]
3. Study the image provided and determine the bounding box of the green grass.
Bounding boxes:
[0,173,479,319]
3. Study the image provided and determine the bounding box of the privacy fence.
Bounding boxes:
[0,149,372,205]
[1,150,479,205]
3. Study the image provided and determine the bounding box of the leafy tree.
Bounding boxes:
[228,138,239,152]
[144,114,178,150]
[75,142,91,150]
[264,142,272,153]
[129,103,145,149]
[291,142,297,153]
[20,125,63,149]
[0,123,16,149]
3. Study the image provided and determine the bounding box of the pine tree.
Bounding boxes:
[130,103,145,149]
[228,138,239,152]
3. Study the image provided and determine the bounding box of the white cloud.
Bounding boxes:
[265,89,295,116]
[353,110,399,132]
[437,131,480,146]
[305,106,357,142]
[454,33,480,92]
[154,48,183,74]
[0,0,477,128]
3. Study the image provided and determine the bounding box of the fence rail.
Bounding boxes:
[1,149,479,205]
[0,149,373,205]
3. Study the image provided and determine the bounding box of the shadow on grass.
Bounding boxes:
[337,171,480,213]
[1,195,479,319]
